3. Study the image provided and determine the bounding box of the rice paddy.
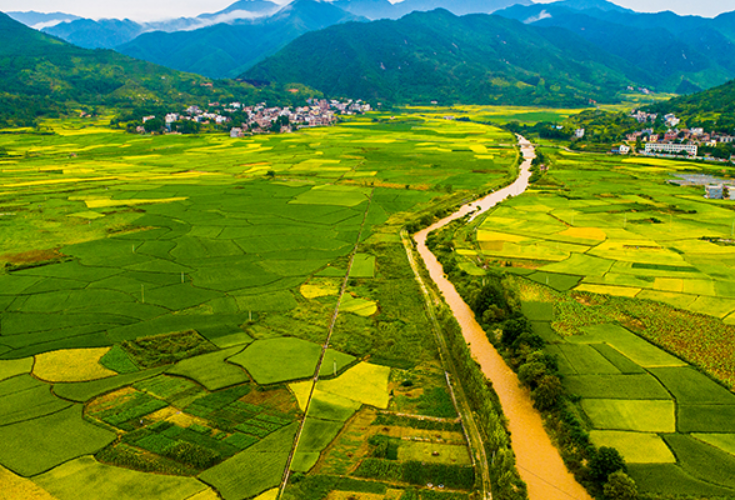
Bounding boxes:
[0,112,510,498]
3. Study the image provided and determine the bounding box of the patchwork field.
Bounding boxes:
[428,139,735,499]
[0,113,515,499]
[515,268,735,497]
[470,149,735,325]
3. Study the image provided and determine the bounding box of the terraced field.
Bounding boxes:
[0,113,517,499]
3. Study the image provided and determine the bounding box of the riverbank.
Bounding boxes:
[413,136,592,500]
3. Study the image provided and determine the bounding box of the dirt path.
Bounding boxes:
[414,136,592,500]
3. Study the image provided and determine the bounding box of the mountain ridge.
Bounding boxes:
[244,8,650,106]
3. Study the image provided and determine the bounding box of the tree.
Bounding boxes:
[604,471,638,500]
[501,316,530,346]
[518,361,546,388]
[143,118,164,133]
[532,375,564,411]
[589,447,626,483]
[172,120,200,134]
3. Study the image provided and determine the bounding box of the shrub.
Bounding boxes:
[589,447,626,483]
[603,471,638,500]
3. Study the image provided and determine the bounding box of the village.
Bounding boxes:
[135,98,372,136]
[605,110,735,159]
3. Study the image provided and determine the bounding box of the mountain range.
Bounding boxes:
[245,8,649,106]
[3,0,735,112]
[0,12,315,127]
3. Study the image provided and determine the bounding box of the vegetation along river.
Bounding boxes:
[414,136,592,500]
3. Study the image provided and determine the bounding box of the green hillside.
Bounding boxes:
[646,78,735,130]
[244,9,650,107]
[0,12,313,127]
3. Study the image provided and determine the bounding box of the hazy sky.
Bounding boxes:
[0,0,731,21]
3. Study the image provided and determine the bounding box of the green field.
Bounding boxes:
[199,423,298,499]
[228,337,355,385]
[0,113,505,498]
[34,456,208,500]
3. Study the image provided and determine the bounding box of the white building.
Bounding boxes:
[574,128,585,139]
[664,114,681,127]
[645,143,698,156]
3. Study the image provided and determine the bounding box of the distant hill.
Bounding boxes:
[44,18,146,49]
[6,11,81,29]
[40,0,281,49]
[117,0,364,79]
[198,0,280,19]
[244,8,650,107]
[496,1,735,92]
[390,0,533,18]
[333,0,531,19]
[0,12,315,127]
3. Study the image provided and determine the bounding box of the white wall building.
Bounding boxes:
[645,143,698,156]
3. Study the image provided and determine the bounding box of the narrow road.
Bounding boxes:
[413,136,592,500]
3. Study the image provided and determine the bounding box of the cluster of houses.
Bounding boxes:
[230,98,372,137]
[137,99,372,136]
[621,111,735,159]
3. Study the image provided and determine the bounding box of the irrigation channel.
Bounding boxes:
[413,136,593,500]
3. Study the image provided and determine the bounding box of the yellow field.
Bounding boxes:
[317,363,391,409]
[654,278,684,292]
[253,489,279,500]
[558,227,606,241]
[33,348,117,382]
[0,465,58,500]
[575,284,641,298]
[84,197,188,209]
[340,295,378,317]
[300,282,340,299]
[589,431,675,464]
[289,381,315,411]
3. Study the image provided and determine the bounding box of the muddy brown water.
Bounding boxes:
[414,136,592,500]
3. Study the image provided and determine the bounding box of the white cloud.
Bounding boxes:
[523,10,551,24]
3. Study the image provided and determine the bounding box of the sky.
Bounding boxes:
[0,0,731,21]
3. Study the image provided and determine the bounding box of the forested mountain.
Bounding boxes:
[116,0,363,79]
[496,0,735,92]
[0,13,315,127]
[243,8,653,106]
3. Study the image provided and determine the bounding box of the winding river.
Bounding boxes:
[414,136,592,500]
